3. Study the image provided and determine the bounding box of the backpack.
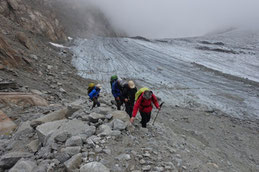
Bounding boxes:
[110,75,118,87]
[87,83,95,94]
[135,87,149,101]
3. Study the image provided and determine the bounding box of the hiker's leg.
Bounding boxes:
[115,98,121,110]
[146,112,151,124]
[125,102,132,117]
[140,111,148,128]
[96,98,100,107]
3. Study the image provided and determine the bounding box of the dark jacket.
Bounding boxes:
[122,84,137,104]
[112,80,123,98]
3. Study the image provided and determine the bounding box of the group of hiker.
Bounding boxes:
[87,75,161,128]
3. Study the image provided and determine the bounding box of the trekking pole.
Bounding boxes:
[152,102,164,125]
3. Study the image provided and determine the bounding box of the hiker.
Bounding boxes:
[122,80,137,117]
[88,84,101,109]
[130,90,160,128]
[110,75,118,88]
[112,78,124,110]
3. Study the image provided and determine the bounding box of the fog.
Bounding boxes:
[63,0,259,38]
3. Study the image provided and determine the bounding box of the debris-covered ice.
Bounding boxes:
[71,31,259,120]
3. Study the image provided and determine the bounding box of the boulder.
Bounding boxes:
[84,126,96,138]
[0,110,17,135]
[112,119,126,131]
[92,107,112,115]
[36,119,89,145]
[115,154,131,161]
[54,152,70,164]
[0,152,32,169]
[61,147,81,157]
[27,139,40,153]
[31,106,79,126]
[0,92,48,107]
[54,131,70,143]
[105,114,113,120]
[9,159,36,172]
[110,111,130,122]
[97,124,112,136]
[36,119,65,145]
[88,113,105,123]
[80,162,110,172]
[65,136,83,147]
[64,153,82,172]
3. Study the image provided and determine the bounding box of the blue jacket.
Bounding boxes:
[88,87,100,100]
[112,81,122,98]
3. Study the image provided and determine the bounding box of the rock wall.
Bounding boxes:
[0,0,67,42]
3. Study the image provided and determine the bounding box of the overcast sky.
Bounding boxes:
[75,0,259,38]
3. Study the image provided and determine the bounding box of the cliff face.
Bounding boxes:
[0,0,67,68]
[0,0,67,42]
[0,0,123,67]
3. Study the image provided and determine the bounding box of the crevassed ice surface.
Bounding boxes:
[71,31,259,120]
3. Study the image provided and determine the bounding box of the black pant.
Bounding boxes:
[125,102,134,118]
[92,97,100,109]
[140,111,151,128]
[115,97,123,110]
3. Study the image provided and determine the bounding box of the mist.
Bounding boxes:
[62,0,259,38]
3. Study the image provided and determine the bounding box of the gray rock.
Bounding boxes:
[15,121,33,136]
[65,136,83,147]
[94,147,102,153]
[93,107,112,115]
[0,152,32,169]
[27,139,40,153]
[88,113,105,123]
[97,124,112,136]
[86,138,95,148]
[102,149,111,155]
[61,146,81,157]
[59,88,66,93]
[55,152,70,163]
[105,114,113,120]
[110,111,130,122]
[80,162,110,172]
[140,159,146,165]
[32,107,79,127]
[84,126,96,138]
[112,119,126,130]
[54,131,70,142]
[64,153,82,172]
[37,146,52,159]
[115,154,131,161]
[29,54,38,60]
[36,119,90,146]
[153,167,164,171]
[9,159,36,172]
[111,130,121,136]
[89,136,101,143]
[142,165,151,171]
[143,152,151,158]
[36,119,65,145]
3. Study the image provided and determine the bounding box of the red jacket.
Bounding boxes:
[132,93,160,117]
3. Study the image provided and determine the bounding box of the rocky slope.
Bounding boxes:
[0,0,258,172]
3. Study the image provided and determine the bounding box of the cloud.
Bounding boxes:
[61,0,259,38]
